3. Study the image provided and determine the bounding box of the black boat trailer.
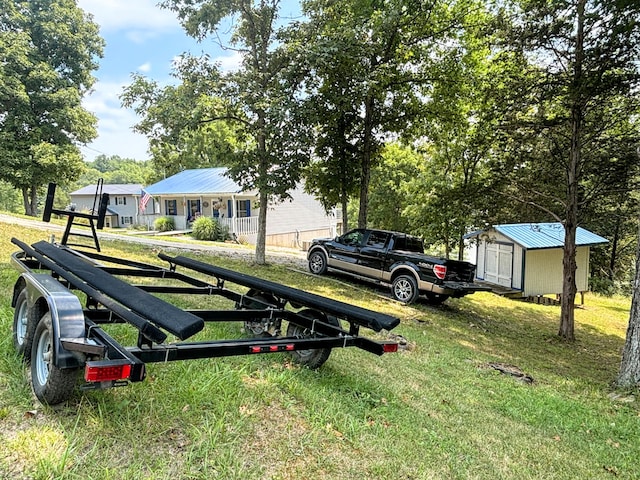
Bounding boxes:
[10,237,400,405]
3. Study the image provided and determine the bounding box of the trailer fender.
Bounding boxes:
[15,272,85,369]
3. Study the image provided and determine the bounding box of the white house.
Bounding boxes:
[69,184,145,228]
[144,168,339,247]
[465,223,608,299]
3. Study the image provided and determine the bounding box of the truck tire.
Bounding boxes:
[391,274,419,304]
[12,289,40,361]
[308,250,328,275]
[424,292,449,306]
[287,309,338,369]
[30,312,79,405]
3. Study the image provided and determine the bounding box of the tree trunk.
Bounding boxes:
[358,96,375,229]
[617,220,640,387]
[558,0,585,342]
[22,186,37,216]
[255,189,267,265]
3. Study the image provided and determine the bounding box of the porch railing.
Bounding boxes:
[218,216,258,237]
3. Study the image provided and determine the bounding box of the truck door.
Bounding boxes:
[328,229,365,270]
[358,231,390,277]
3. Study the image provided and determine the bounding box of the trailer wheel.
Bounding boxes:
[391,274,419,304]
[287,310,338,369]
[12,289,37,360]
[30,312,78,405]
[308,251,328,275]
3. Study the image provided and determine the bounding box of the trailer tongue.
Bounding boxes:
[10,237,400,405]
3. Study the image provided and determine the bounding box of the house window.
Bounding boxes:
[121,216,133,225]
[187,199,201,221]
[165,199,177,215]
[115,197,127,205]
[236,200,251,218]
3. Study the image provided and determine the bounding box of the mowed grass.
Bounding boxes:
[0,222,638,479]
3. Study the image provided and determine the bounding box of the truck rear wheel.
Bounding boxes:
[391,274,419,304]
[13,289,37,360]
[287,309,338,369]
[30,312,79,405]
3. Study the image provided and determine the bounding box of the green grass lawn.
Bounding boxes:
[0,222,637,479]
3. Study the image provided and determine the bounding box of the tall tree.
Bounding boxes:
[0,0,103,215]
[297,0,470,229]
[494,0,640,340]
[159,0,311,264]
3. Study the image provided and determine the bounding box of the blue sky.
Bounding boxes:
[77,0,301,162]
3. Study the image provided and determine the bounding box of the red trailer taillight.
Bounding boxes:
[434,265,447,280]
[85,362,132,383]
[382,343,398,353]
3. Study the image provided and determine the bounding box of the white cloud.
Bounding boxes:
[137,62,152,73]
[82,81,150,161]
[215,51,244,72]
[78,0,181,35]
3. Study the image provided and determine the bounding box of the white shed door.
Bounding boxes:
[484,243,513,288]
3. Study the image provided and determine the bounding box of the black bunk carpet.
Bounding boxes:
[33,241,204,340]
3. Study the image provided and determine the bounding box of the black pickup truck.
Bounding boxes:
[307,228,488,305]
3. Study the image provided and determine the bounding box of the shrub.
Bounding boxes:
[192,216,219,241]
[191,217,231,242]
[154,216,175,232]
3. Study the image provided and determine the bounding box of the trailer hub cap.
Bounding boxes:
[35,328,52,385]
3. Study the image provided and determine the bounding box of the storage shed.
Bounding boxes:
[466,223,608,298]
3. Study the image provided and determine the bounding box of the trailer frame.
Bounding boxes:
[10,237,400,405]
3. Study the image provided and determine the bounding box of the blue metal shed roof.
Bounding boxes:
[145,168,243,195]
[492,223,608,249]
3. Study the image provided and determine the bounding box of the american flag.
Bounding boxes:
[139,189,151,212]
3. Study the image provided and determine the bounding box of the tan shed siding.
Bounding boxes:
[476,240,485,279]
[524,249,563,296]
[524,246,590,296]
[512,244,523,290]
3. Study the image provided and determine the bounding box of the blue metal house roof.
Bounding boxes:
[492,223,608,249]
[145,168,244,195]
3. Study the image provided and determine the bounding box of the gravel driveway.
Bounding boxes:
[0,213,308,268]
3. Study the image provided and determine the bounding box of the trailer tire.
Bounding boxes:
[13,289,37,361]
[308,250,328,275]
[30,312,79,405]
[287,310,339,369]
[391,274,419,304]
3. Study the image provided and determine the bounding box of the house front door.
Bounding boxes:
[484,243,513,288]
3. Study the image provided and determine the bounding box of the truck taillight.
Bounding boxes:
[434,265,447,280]
[85,362,132,382]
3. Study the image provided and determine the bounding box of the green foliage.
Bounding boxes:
[154,216,175,232]
[0,0,104,215]
[78,155,155,186]
[191,216,229,241]
[295,0,474,228]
